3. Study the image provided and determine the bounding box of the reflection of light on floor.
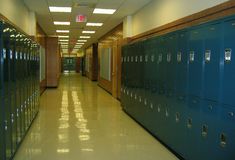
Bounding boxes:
[58,91,70,131]
[57,149,70,153]
[81,148,94,152]
[72,91,92,144]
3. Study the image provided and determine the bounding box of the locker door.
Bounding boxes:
[222,19,235,107]
[199,100,219,160]
[15,37,22,144]
[19,39,25,138]
[203,22,222,101]
[169,31,187,155]
[0,21,5,160]
[185,96,201,160]
[187,27,204,97]
[120,46,126,107]
[3,26,13,160]
[216,105,235,160]
[136,42,144,121]
[141,39,152,127]
[9,29,17,153]
[146,38,158,132]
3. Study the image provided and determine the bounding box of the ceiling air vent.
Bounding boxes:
[73,2,96,8]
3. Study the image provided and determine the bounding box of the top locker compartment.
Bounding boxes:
[222,18,235,107]
[203,22,223,102]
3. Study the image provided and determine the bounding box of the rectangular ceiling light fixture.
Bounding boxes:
[57,30,70,33]
[82,31,95,34]
[76,43,84,45]
[60,42,69,45]
[59,39,69,42]
[93,8,116,14]
[77,40,87,42]
[58,35,69,38]
[54,21,70,25]
[86,23,103,26]
[80,36,90,39]
[49,6,72,13]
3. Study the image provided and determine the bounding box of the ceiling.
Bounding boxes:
[23,0,152,54]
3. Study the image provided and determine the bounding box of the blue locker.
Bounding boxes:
[203,22,222,101]
[199,100,219,160]
[142,39,155,128]
[169,30,188,156]
[0,21,5,160]
[185,96,201,160]
[3,25,13,160]
[222,19,235,107]
[188,27,204,97]
[175,30,188,97]
[216,105,235,160]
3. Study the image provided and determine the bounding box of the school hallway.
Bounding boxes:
[13,74,178,160]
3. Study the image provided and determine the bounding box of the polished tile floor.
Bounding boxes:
[14,73,179,160]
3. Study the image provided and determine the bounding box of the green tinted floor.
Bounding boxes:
[13,73,178,160]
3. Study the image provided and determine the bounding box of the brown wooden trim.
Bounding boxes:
[40,79,46,95]
[130,1,235,42]
[98,77,112,94]
[99,23,123,41]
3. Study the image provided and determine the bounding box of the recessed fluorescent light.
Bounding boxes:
[82,31,95,34]
[58,35,69,38]
[77,40,87,42]
[54,21,70,25]
[60,42,69,45]
[93,8,116,14]
[86,23,103,26]
[49,7,71,13]
[76,43,84,45]
[80,36,90,39]
[56,30,70,33]
[59,39,69,42]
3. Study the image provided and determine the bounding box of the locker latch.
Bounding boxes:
[177,52,182,62]
[205,50,211,62]
[167,53,171,62]
[225,48,232,62]
[189,51,195,62]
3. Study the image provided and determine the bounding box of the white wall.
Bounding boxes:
[126,0,229,37]
[0,0,36,36]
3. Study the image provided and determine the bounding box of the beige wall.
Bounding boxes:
[0,0,36,36]
[125,0,228,37]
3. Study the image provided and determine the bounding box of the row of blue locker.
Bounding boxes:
[122,15,235,108]
[121,15,235,160]
[0,21,40,160]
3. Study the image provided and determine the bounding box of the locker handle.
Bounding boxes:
[208,105,213,110]
[202,125,208,138]
[220,133,227,148]
[228,112,234,117]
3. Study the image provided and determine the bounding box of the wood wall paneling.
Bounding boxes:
[36,23,47,94]
[46,37,60,87]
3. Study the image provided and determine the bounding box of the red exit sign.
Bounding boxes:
[76,14,87,22]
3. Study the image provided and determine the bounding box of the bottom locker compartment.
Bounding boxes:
[199,100,219,160]
[184,96,201,160]
[215,105,235,160]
